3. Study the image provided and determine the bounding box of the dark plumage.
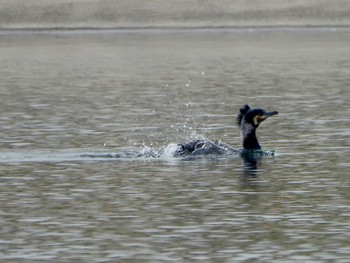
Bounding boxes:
[236,104,251,127]
[174,104,278,156]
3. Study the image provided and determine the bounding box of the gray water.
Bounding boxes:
[0,28,350,262]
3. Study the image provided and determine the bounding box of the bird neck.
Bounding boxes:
[241,125,261,150]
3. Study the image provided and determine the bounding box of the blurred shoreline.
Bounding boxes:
[1,26,350,36]
[1,0,350,30]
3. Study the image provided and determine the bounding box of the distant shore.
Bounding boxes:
[1,26,350,35]
[1,0,350,30]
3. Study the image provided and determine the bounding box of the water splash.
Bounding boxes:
[81,143,182,159]
[81,144,275,160]
[0,146,275,164]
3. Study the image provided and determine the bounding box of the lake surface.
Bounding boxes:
[0,28,350,262]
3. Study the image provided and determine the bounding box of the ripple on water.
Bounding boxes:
[1,30,350,262]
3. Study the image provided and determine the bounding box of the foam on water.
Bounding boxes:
[163,143,182,158]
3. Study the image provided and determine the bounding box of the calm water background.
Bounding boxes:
[0,29,350,262]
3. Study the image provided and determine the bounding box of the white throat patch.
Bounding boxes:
[253,115,259,126]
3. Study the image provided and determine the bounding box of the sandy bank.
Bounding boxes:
[0,0,350,29]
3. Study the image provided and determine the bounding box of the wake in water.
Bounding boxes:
[82,104,278,160]
[80,143,275,160]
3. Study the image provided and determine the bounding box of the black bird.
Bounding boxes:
[174,104,278,156]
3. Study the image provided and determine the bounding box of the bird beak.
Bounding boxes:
[265,111,279,117]
[254,111,278,125]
